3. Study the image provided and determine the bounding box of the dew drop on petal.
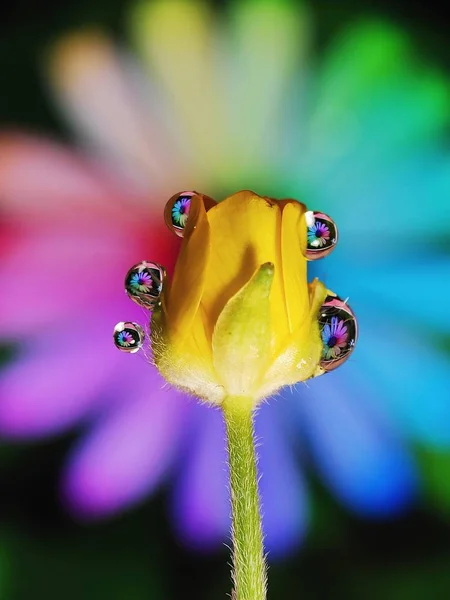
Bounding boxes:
[164,191,195,237]
[305,211,338,260]
[124,261,166,309]
[113,322,144,353]
[317,294,357,373]
[164,191,215,237]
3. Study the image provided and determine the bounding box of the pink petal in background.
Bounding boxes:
[0,225,140,338]
[0,134,140,225]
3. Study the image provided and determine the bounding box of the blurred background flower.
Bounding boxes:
[1,0,450,588]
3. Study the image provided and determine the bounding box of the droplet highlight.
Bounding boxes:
[113,321,144,353]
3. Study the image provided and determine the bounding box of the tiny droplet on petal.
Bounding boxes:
[113,322,145,353]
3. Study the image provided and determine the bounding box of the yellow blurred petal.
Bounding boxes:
[130,0,227,177]
[167,194,210,343]
[202,191,289,346]
[281,201,309,333]
[213,263,274,398]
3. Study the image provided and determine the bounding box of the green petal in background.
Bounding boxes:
[307,20,450,172]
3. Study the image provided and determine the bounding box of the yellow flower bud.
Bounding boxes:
[151,191,328,406]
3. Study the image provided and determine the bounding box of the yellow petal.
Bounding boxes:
[151,301,223,404]
[281,201,309,333]
[258,278,327,398]
[152,197,221,402]
[212,263,274,398]
[202,190,289,346]
[166,194,210,343]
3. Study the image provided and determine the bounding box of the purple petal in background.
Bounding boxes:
[171,403,230,551]
[62,383,187,518]
[255,402,309,558]
[0,316,122,438]
[172,401,308,559]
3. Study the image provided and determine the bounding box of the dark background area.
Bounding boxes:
[1,1,450,598]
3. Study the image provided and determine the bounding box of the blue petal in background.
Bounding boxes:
[283,371,419,516]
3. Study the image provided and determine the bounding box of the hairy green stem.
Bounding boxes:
[222,397,267,600]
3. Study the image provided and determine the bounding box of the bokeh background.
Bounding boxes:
[1,0,450,598]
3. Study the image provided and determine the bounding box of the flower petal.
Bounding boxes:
[306,151,450,244]
[255,401,308,558]
[347,307,450,447]
[286,372,418,516]
[130,0,227,182]
[166,194,210,343]
[171,404,230,550]
[325,255,450,333]
[62,384,187,518]
[309,21,449,173]
[47,31,184,193]
[0,134,133,224]
[203,191,289,345]
[0,225,139,339]
[0,315,121,438]
[212,263,274,397]
[224,0,311,176]
[281,201,309,333]
[172,401,308,559]
[151,196,220,403]
[307,260,450,445]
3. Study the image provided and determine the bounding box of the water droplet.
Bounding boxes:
[164,191,216,237]
[125,261,165,308]
[317,294,357,373]
[305,211,338,260]
[113,322,144,353]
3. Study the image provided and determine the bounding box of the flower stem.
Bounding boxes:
[222,396,267,600]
